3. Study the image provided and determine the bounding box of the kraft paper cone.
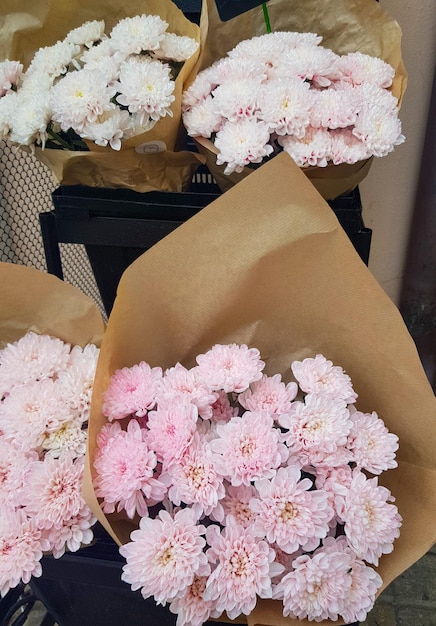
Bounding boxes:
[85,152,436,625]
[0,263,105,349]
[187,0,407,199]
[0,0,203,192]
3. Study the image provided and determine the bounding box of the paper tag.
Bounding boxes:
[135,141,167,154]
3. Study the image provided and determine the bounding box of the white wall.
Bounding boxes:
[360,0,436,303]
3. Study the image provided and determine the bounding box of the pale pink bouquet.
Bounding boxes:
[0,331,100,597]
[93,343,401,625]
[182,31,404,176]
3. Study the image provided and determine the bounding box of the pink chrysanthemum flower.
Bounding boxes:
[0,331,70,396]
[218,483,258,528]
[115,57,175,125]
[208,56,266,86]
[182,95,223,138]
[23,453,87,529]
[343,470,402,565]
[314,464,353,523]
[41,506,96,559]
[279,393,353,467]
[0,378,73,451]
[57,343,99,423]
[310,87,360,129]
[161,363,217,420]
[163,432,225,519]
[214,119,274,175]
[337,52,395,89]
[147,397,198,468]
[278,126,330,168]
[280,45,339,87]
[0,439,38,509]
[321,536,383,624]
[195,344,265,394]
[273,541,353,621]
[238,373,298,420]
[94,419,166,519]
[182,67,216,110]
[347,409,399,474]
[210,78,262,123]
[120,508,208,605]
[250,465,333,554]
[210,411,288,486]
[169,573,220,626]
[291,354,357,403]
[102,361,163,421]
[0,507,50,596]
[353,102,405,157]
[205,517,283,619]
[328,127,370,165]
[257,78,312,138]
[209,390,239,423]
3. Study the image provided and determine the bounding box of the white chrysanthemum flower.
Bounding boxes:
[0,91,17,138]
[8,89,52,147]
[0,59,23,96]
[26,40,79,79]
[115,57,175,125]
[257,78,312,137]
[65,20,106,48]
[211,78,262,123]
[42,421,87,458]
[49,68,116,133]
[57,343,99,421]
[109,14,168,59]
[215,118,273,174]
[153,32,199,62]
[352,102,405,157]
[81,108,133,150]
[80,38,116,66]
[183,95,223,138]
[278,126,330,167]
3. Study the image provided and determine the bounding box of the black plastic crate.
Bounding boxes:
[41,178,371,316]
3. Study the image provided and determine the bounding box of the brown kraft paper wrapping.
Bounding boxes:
[187,0,407,199]
[0,0,204,192]
[84,152,436,626]
[0,262,105,349]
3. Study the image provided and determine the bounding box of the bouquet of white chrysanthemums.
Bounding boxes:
[0,1,202,192]
[0,15,198,152]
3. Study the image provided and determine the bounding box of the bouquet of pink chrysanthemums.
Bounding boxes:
[0,331,100,597]
[93,344,401,625]
[0,261,105,598]
[183,32,404,175]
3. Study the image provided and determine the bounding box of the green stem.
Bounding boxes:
[262,3,272,33]
[47,129,75,150]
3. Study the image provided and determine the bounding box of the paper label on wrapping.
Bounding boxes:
[135,141,167,154]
